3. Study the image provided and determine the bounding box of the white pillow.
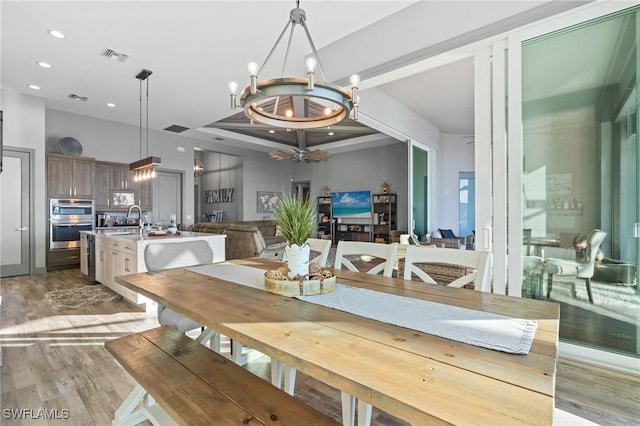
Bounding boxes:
[431,230,442,239]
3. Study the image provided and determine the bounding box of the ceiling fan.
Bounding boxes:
[269,130,331,162]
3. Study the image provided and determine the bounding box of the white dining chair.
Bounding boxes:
[307,237,332,267]
[334,240,399,426]
[403,245,492,292]
[143,241,220,350]
[281,238,332,267]
[334,240,399,277]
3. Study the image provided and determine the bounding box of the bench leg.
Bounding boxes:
[270,360,297,395]
[113,384,150,426]
[271,359,283,388]
[341,391,356,426]
[357,400,372,426]
[194,327,220,352]
[232,340,248,365]
[340,392,372,426]
[283,366,297,395]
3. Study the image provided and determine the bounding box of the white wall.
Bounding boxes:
[2,90,47,270]
[359,87,442,151]
[437,133,475,235]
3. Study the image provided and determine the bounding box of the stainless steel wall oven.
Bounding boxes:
[49,198,94,249]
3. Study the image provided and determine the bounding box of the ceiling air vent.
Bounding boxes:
[101,48,129,63]
[69,94,88,102]
[164,124,190,133]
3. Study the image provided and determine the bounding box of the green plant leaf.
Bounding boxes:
[271,191,317,246]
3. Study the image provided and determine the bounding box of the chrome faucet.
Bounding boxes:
[126,204,143,235]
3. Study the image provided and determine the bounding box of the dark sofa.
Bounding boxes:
[191,220,286,260]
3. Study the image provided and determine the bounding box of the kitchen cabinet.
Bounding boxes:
[95,235,139,302]
[112,164,134,191]
[92,233,225,308]
[95,163,111,209]
[95,238,110,284]
[95,161,152,210]
[80,233,88,275]
[136,179,153,211]
[47,154,95,199]
[47,248,81,268]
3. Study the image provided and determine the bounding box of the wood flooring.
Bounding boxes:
[1,268,639,425]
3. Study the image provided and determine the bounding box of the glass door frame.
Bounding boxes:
[408,140,436,237]
[484,0,639,373]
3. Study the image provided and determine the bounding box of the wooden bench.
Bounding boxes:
[106,326,339,426]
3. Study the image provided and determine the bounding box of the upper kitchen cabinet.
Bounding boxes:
[95,161,152,211]
[136,180,152,211]
[95,162,111,209]
[47,154,95,199]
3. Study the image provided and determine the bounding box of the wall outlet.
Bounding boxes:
[177,146,185,152]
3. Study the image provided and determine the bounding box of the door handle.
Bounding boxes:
[15,227,28,231]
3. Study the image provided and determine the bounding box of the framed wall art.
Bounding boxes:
[257,191,280,213]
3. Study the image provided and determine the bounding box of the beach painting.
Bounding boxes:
[331,191,372,219]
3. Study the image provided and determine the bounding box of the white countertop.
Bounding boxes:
[81,229,224,243]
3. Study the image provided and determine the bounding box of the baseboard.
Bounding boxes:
[559,342,640,376]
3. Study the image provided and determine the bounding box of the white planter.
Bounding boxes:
[285,243,310,279]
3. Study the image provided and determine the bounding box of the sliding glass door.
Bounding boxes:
[519,4,638,359]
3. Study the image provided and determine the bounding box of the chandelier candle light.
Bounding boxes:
[228,1,360,129]
[130,69,161,181]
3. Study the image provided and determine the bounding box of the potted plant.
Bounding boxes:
[271,191,317,279]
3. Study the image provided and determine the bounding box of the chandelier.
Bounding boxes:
[228,1,360,129]
[130,69,161,181]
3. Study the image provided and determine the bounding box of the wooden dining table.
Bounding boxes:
[115,257,559,425]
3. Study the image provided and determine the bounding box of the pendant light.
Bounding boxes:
[130,69,161,181]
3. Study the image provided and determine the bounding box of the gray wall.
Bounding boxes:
[292,140,409,232]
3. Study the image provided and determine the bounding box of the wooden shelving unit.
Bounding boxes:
[372,193,396,243]
[317,196,332,240]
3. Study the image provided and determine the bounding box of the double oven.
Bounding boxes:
[49,198,94,249]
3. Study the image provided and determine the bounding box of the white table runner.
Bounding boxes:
[188,263,537,354]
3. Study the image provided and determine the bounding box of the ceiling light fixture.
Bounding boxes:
[130,69,161,181]
[106,103,116,108]
[228,0,360,129]
[36,62,52,69]
[28,84,40,90]
[47,29,65,39]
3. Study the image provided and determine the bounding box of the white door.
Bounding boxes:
[1,149,31,277]
[154,170,183,228]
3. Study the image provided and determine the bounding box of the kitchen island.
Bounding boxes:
[80,230,225,308]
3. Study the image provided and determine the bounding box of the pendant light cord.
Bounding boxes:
[139,78,143,159]
[146,77,150,158]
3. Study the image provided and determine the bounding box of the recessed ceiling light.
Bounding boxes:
[28,84,40,90]
[47,29,65,39]
[36,61,52,69]
[268,130,275,134]
[106,103,116,108]
[328,132,334,136]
